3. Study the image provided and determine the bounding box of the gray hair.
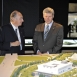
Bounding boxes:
[43,7,54,16]
[10,10,20,21]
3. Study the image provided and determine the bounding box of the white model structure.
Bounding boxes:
[36,60,73,75]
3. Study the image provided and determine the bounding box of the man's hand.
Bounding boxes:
[42,52,49,55]
[37,51,42,55]
[10,41,20,46]
[43,52,49,54]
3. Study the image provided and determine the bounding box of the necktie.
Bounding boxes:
[15,29,18,36]
[15,29,22,50]
[44,25,49,41]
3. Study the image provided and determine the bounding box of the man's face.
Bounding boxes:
[43,13,54,24]
[14,12,24,26]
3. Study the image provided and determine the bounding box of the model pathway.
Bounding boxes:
[0,54,18,77]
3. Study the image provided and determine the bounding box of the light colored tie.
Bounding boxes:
[15,29,22,50]
[44,25,49,41]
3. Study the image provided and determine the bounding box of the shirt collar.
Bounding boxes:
[11,22,18,30]
[45,20,53,29]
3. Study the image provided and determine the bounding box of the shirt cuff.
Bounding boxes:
[37,50,40,53]
[47,51,49,54]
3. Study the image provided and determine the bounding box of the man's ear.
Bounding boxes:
[11,17,15,21]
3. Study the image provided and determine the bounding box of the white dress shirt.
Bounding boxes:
[44,21,53,34]
[37,21,53,54]
[11,22,22,50]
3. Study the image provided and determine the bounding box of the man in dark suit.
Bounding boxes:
[33,7,63,55]
[0,10,25,55]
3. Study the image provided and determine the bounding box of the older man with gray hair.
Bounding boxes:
[0,10,25,55]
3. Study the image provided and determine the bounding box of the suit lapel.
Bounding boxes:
[9,23,18,40]
[41,23,45,42]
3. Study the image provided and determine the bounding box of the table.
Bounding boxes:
[0,53,77,77]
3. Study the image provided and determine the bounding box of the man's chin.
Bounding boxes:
[19,24,22,26]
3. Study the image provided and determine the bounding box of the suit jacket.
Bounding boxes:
[33,21,63,54]
[0,23,25,54]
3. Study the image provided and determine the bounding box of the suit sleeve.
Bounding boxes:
[49,25,64,54]
[0,27,10,51]
[33,26,39,54]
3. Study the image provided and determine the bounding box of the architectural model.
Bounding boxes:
[36,60,73,75]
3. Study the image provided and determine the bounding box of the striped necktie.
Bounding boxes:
[44,25,49,41]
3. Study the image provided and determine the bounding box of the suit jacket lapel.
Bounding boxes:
[9,23,18,40]
[41,23,45,42]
